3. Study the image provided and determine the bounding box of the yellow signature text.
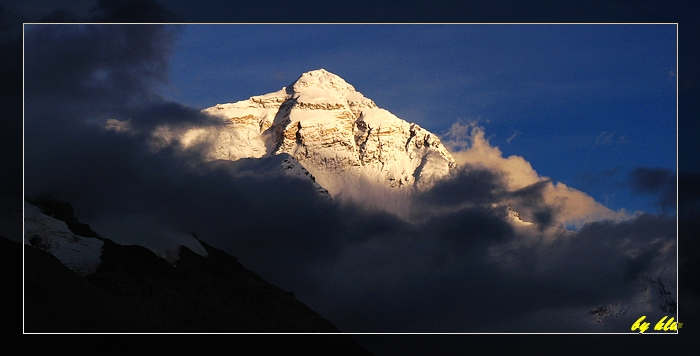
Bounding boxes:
[631,316,683,334]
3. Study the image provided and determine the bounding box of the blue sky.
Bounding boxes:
[164,24,677,215]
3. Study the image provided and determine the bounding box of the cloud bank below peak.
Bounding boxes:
[440,121,634,229]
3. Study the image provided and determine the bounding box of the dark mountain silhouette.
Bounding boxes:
[22,197,372,354]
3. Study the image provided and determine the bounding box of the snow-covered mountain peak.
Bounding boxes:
[290,69,357,99]
[191,70,457,210]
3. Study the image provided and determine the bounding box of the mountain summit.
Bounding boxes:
[203,69,457,199]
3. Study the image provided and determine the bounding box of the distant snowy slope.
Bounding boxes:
[24,198,208,266]
[24,202,103,276]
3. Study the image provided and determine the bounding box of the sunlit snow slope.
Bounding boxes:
[203,69,457,198]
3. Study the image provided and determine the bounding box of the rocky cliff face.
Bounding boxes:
[203,69,457,197]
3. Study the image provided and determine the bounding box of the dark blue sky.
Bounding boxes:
[164,24,677,215]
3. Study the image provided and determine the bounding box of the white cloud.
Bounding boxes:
[443,122,631,228]
[506,130,520,144]
[104,118,136,135]
[595,131,613,146]
[446,123,540,191]
[147,123,219,157]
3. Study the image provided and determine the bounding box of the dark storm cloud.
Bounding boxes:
[508,179,549,204]
[24,24,178,118]
[429,206,513,247]
[629,167,676,212]
[416,166,507,208]
[305,204,676,332]
[294,165,676,332]
[24,24,225,195]
[415,165,560,231]
[560,214,675,280]
[132,101,211,125]
[22,23,222,250]
[508,180,559,229]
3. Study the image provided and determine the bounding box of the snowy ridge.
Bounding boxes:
[24,201,209,268]
[280,155,331,198]
[24,202,103,276]
[202,69,457,199]
[88,213,209,264]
